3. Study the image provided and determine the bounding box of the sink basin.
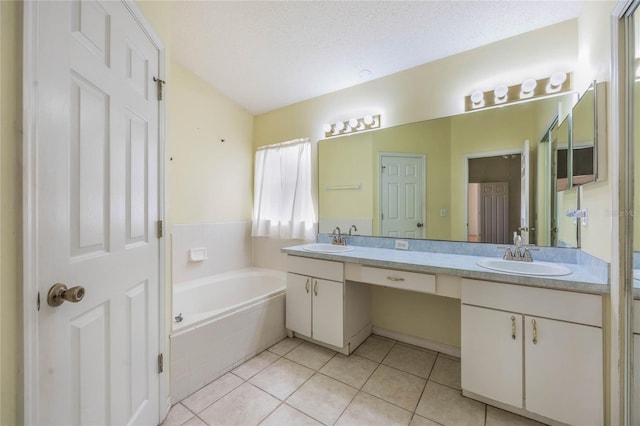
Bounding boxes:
[477,259,572,276]
[302,243,355,253]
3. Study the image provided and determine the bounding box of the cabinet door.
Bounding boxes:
[312,278,344,347]
[525,316,603,426]
[286,273,312,338]
[461,305,523,408]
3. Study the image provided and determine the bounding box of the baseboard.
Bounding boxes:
[372,326,461,358]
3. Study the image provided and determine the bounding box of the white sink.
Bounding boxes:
[477,258,572,276]
[302,243,355,253]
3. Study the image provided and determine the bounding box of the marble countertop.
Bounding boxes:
[282,244,609,294]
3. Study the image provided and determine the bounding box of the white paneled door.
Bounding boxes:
[380,154,425,238]
[32,1,162,424]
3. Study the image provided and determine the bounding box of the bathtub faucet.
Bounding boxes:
[332,227,346,245]
[174,313,183,323]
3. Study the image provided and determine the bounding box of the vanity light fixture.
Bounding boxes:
[465,72,572,112]
[323,114,381,138]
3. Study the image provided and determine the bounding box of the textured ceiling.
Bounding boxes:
[169,1,583,115]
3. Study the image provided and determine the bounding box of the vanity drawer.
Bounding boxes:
[461,278,602,327]
[287,256,344,282]
[360,266,436,294]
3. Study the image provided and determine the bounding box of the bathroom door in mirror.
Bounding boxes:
[379,154,426,238]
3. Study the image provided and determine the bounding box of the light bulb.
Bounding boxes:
[549,72,567,88]
[323,123,332,133]
[494,85,508,100]
[521,79,537,95]
[334,121,345,131]
[363,115,374,125]
[348,118,358,128]
[470,91,484,105]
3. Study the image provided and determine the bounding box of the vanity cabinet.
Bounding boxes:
[461,279,603,426]
[286,273,343,347]
[286,256,371,353]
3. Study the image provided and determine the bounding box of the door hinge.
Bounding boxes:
[153,76,166,101]
[157,220,164,238]
[37,291,40,311]
[158,353,164,373]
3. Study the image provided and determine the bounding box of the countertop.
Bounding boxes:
[282,244,610,294]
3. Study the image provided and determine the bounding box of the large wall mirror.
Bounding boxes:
[318,93,583,247]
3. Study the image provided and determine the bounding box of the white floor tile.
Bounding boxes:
[362,365,426,412]
[250,357,314,400]
[199,382,280,426]
[161,403,194,426]
[260,403,323,426]
[181,372,244,414]
[232,350,280,380]
[336,391,412,426]
[287,374,358,425]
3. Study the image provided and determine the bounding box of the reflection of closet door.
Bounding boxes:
[479,182,509,244]
[380,154,425,238]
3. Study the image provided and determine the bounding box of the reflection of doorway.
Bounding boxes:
[466,153,521,243]
[468,182,509,243]
[379,153,425,238]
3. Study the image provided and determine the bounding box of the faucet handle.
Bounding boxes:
[503,247,514,260]
[522,249,533,262]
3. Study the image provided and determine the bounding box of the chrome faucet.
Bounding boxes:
[501,233,533,262]
[332,227,346,245]
[513,233,523,260]
[348,225,358,235]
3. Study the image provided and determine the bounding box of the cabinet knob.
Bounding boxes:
[313,280,318,296]
[511,316,516,340]
[532,319,538,344]
[305,279,310,294]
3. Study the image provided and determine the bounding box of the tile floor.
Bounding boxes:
[162,335,545,426]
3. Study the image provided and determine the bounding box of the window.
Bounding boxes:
[251,138,316,239]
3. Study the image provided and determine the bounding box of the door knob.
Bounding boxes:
[416,223,424,228]
[47,283,85,307]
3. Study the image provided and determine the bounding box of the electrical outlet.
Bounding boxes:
[395,240,409,250]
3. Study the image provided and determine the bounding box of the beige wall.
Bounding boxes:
[576,1,615,263]
[137,0,254,225]
[319,133,374,221]
[167,61,254,224]
[1,2,22,425]
[255,20,579,149]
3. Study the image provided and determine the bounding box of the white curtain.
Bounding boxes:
[251,139,316,239]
